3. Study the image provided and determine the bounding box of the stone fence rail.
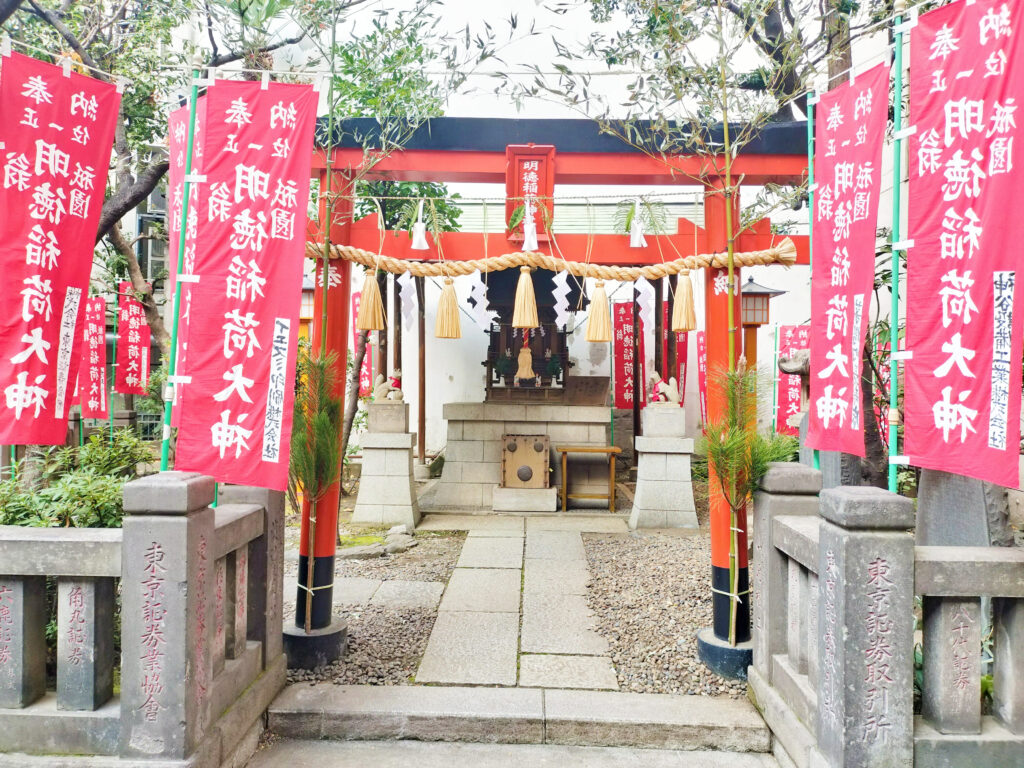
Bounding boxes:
[750,462,1024,768]
[0,471,285,768]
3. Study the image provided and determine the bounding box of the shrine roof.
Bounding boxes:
[315,116,806,157]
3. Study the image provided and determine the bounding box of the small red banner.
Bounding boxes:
[115,281,150,395]
[696,330,708,424]
[351,292,375,397]
[613,302,642,409]
[806,63,889,456]
[776,325,810,436]
[0,52,120,444]
[905,0,1024,486]
[79,297,107,419]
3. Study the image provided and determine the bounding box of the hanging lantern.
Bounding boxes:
[411,200,429,250]
[435,277,461,339]
[671,271,697,332]
[512,266,539,329]
[629,197,647,248]
[522,207,539,251]
[355,269,386,331]
[585,280,611,343]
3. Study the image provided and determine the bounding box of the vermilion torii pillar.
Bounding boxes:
[703,179,748,645]
[295,169,352,633]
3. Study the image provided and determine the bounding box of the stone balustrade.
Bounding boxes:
[0,471,285,767]
[750,462,1024,768]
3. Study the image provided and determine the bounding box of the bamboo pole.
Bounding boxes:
[888,1,906,493]
[807,91,821,472]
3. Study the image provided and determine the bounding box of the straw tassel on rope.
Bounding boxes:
[355,268,386,331]
[585,280,611,343]
[512,266,539,329]
[435,277,461,339]
[671,271,697,332]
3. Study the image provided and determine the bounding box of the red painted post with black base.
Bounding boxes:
[284,168,352,669]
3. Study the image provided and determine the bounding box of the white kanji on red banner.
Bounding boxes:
[174,80,316,491]
[79,297,107,419]
[115,281,150,395]
[613,302,644,409]
[776,325,810,436]
[806,63,889,456]
[0,53,120,444]
[906,0,1024,486]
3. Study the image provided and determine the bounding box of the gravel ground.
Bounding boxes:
[283,531,465,583]
[287,606,436,686]
[583,531,747,698]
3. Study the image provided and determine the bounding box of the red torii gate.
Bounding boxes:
[302,117,808,647]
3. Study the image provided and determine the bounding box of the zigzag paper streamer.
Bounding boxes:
[635,276,655,333]
[467,272,496,330]
[397,270,416,327]
[551,269,571,329]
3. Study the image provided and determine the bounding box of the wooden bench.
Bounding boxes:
[554,445,622,513]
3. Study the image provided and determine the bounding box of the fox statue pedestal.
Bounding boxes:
[351,402,420,529]
[629,405,698,529]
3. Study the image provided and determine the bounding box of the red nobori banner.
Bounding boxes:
[351,292,375,397]
[905,0,1024,486]
[79,297,107,419]
[0,52,120,444]
[613,302,639,409]
[696,330,707,424]
[805,63,889,457]
[776,325,810,436]
[174,80,316,491]
[115,282,150,395]
[167,98,207,426]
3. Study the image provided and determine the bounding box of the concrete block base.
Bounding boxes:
[283,619,347,671]
[492,486,558,513]
[696,627,753,681]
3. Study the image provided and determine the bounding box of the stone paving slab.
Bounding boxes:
[525,516,630,534]
[525,531,586,561]
[417,514,525,533]
[416,612,519,686]
[369,580,444,609]
[440,568,521,613]
[523,559,590,595]
[518,655,618,690]
[456,536,524,569]
[466,529,526,539]
[520,592,608,655]
[248,739,780,767]
[544,689,771,752]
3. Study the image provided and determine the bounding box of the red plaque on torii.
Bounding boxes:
[506,144,555,243]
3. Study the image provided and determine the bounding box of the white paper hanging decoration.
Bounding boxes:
[411,200,429,250]
[467,272,497,330]
[522,202,539,252]
[629,197,647,248]
[397,270,417,327]
[551,269,571,329]
[635,276,656,335]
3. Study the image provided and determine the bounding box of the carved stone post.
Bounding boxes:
[814,486,915,768]
[120,471,216,760]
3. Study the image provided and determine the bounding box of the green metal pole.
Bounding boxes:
[807,92,820,471]
[771,324,779,433]
[888,9,906,493]
[9,446,15,480]
[160,62,202,471]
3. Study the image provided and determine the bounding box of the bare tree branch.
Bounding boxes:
[94,161,169,244]
[107,223,171,351]
[0,0,24,26]
[208,33,304,67]
[25,0,108,79]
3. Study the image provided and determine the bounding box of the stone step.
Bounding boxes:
[247,738,781,767]
[268,684,771,752]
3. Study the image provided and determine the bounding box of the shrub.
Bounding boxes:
[79,429,150,477]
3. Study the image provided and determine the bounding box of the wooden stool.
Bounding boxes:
[554,445,622,513]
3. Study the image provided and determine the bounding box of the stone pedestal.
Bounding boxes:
[815,486,915,768]
[120,471,216,759]
[352,403,419,528]
[629,407,697,529]
[56,577,115,711]
[0,575,46,708]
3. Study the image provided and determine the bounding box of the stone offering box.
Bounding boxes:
[748,462,1024,768]
[0,472,286,768]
